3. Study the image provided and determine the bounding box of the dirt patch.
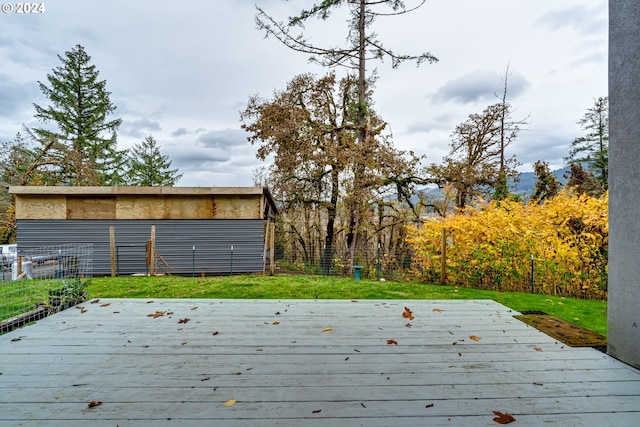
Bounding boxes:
[514,312,606,348]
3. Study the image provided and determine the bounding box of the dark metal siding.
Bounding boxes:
[16,220,265,276]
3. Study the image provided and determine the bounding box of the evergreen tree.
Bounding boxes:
[30,44,125,185]
[532,160,560,202]
[127,136,182,186]
[565,97,608,189]
[565,163,604,197]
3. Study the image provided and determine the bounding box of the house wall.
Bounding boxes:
[16,219,266,276]
[608,0,640,369]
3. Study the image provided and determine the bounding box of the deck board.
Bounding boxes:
[1,299,639,426]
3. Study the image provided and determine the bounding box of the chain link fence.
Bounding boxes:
[1,243,93,334]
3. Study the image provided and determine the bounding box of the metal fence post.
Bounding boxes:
[57,249,62,279]
[192,246,195,278]
[530,254,535,294]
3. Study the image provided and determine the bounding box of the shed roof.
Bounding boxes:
[10,185,271,199]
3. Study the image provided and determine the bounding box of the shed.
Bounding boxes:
[9,186,278,276]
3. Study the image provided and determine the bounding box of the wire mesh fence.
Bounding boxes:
[0,243,93,334]
[274,245,413,281]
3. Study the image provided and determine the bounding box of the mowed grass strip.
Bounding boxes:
[87,274,608,336]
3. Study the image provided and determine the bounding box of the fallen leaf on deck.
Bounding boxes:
[201,377,210,381]
[88,400,103,408]
[178,318,190,324]
[100,303,110,307]
[432,308,444,313]
[322,327,333,332]
[492,410,516,424]
[272,321,280,325]
[81,309,87,313]
[212,331,220,336]
[75,306,84,310]
[361,402,366,408]
[402,306,414,320]
[387,339,398,346]
[275,311,281,315]
[191,306,198,310]
[312,409,322,414]
[11,337,21,342]
[91,299,100,304]
[534,347,543,352]
[223,399,236,407]
[147,311,166,318]
[425,403,434,408]
[469,335,481,342]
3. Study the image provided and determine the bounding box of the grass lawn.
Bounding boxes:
[87,274,608,337]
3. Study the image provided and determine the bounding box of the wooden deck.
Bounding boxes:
[1,299,639,426]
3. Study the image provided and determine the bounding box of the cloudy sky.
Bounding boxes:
[0,0,607,186]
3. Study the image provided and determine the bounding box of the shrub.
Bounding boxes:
[406,189,608,299]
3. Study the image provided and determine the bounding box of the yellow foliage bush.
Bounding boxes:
[406,189,608,299]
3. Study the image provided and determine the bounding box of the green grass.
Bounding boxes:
[1,278,89,323]
[87,274,608,336]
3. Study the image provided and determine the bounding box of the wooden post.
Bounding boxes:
[440,228,447,285]
[262,218,270,274]
[149,225,156,276]
[146,240,152,270]
[109,226,116,277]
[269,219,276,275]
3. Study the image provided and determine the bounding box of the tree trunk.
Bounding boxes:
[322,168,340,275]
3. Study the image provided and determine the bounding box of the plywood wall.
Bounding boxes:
[15,196,66,220]
[15,194,263,220]
[67,197,116,220]
[212,196,261,219]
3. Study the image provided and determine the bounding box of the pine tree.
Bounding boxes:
[127,136,182,186]
[565,97,608,189]
[31,44,125,185]
[532,160,561,202]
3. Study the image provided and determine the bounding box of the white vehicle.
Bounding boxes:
[1,244,17,267]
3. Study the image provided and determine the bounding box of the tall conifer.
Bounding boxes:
[31,44,125,185]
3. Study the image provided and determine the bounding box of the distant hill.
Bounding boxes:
[511,166,569,196]
[417,166,570,201]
